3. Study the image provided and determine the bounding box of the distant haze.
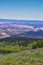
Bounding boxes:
[0,19,43,39]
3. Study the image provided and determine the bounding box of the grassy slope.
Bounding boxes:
[0,47,43,65]
[0,39,43,65]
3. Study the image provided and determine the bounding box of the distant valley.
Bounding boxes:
[0,19,43,39]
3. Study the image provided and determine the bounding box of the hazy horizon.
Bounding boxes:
[0,0,43,20]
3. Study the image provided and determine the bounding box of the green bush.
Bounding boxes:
[32,40,43,49]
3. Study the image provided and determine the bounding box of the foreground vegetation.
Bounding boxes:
[0,48,43,65]
[0,37,43,65]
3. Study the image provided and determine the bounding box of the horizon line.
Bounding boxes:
[0,18,43,21]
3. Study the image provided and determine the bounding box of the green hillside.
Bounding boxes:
[0,38,43,65]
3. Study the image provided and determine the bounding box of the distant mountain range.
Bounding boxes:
[0,19,43,39]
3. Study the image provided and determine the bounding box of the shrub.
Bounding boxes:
[32,40,43,49]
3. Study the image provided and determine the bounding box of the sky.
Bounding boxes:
[0,0,43,20]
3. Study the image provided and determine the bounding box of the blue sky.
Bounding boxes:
[0,0,43,20]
